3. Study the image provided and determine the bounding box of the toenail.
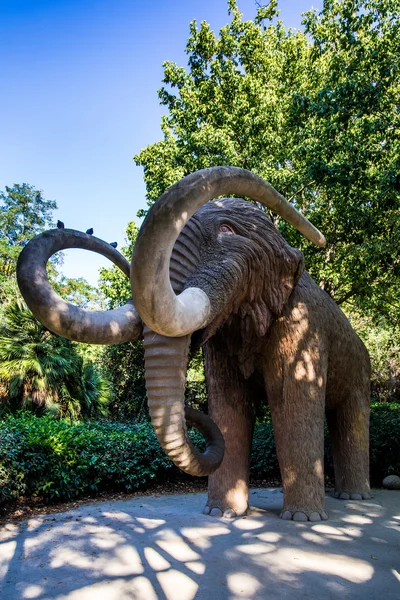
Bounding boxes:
[293,511,308,522]
[309,512,322,522]
[281,510,292,520]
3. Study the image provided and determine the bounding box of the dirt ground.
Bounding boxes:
[0,478,282,525]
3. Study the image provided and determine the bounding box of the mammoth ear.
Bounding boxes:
[265,245,304,316]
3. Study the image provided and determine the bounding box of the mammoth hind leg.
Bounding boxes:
[266,352,329,522]
[326,393,371,500]
[270,395,328,522]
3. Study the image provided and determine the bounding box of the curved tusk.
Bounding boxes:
[131,166,325,338]
[152,286,212,338]
[17,228,142,344]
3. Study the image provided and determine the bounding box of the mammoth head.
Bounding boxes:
[17,167,325,479]
[131,166,324,338]
[168,197,305,347]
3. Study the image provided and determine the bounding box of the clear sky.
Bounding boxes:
[0,0,322,285]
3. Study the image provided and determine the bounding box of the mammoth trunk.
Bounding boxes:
[143,326,224,477]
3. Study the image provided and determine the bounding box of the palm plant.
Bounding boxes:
[0,301,111,418]
[58,362,111,420]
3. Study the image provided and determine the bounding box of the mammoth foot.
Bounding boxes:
[280,509,328,522]
[203,504,248,519]
[333,490,372,500]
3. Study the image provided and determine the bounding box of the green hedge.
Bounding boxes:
[251,403,400,485]
[0,417,176,505]
[369,403,400,484]
[0,403,399,505]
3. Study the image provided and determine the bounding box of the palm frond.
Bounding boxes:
[0,300,112,417]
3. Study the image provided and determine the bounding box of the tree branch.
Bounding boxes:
[288,181,314,203]
[336,288,359,305]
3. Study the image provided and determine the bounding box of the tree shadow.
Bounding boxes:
[0,488,399,599]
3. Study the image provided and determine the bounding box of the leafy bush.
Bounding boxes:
[101,340,147,421]
[0,403,399,505]
[0,414,174,504]
[251,403,400,486]
[101,342,208,422]
[369,403,400,483]
[250,422,278,479]
[349,311,400,403]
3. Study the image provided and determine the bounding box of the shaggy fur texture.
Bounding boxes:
[170,198,371,520]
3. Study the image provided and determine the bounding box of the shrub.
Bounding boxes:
[369,403,400,483]
[0,403,399,505]
[250,422,278,479]
[0,414,174,503]
[251,403,400,486]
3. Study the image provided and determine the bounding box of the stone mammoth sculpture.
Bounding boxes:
[17,167,371,521]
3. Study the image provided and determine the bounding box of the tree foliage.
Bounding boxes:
[101,340,146,421]
[134,0,400,323]
[99,221,138,308]
[0,183,100,309]
[290,0,400,318]
[350,312,400,402]
[98,221,209,419]
[0,183,56,248]
[0,183,111,416]
[0,184,57,304]
[53,275,106,310]
[98,222,147,420]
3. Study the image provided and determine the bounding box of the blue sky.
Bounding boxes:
[0,0,322,285]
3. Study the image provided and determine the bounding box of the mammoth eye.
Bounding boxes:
[219,223,235,235]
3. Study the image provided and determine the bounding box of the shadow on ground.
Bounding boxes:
[0,489,399,599]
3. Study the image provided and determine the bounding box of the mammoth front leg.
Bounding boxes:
[203,341,255,517]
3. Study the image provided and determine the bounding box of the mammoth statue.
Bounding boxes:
[17,167,371,521]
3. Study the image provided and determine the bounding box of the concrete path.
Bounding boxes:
[0,488,399,599]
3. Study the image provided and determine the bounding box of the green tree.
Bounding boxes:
[0,301,112,419]
[98,221,146,420]
[349,312,400,402]
[0,183,102,310]
[100,340,146,421]
[99,221,138,308]
[136,0,307,209]
[0,185,115,417]
[54,275,106,310]
[0,183,56,247]
[0,184,57,304]
[134,0,400,322]
[288,0,400,319]
[98,221,208,419]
